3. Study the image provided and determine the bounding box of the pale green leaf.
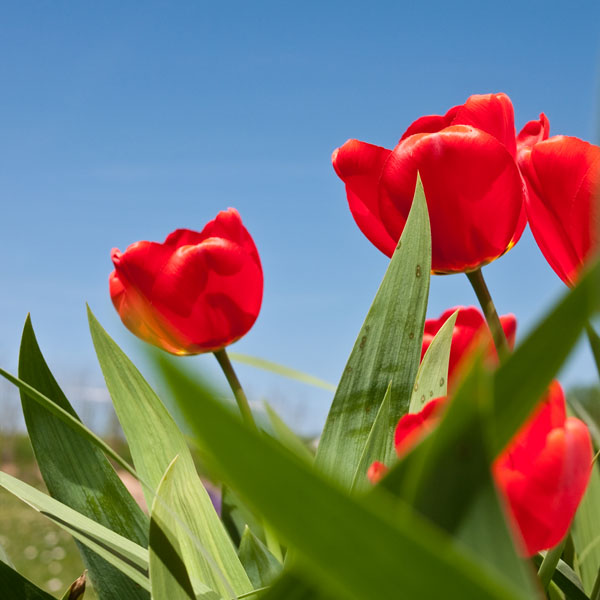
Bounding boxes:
[264,402,313,462]
[409,309,458,413]
[88,308,252,599]
[228,353,336,392]
[0,470,150,591]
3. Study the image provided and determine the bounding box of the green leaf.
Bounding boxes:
[586,324,600,378]
[149,456,210,600]
[532,555,589,600]
[156,356,532,600]
[0,559,56,599]
[379,359,542,598]
[315,179,431,489]
[572,464,600,594]
[0,470,150,591]
[264,402,314,462]
[350,383,392,494]
[491,259,600,456]
[18,316,150,600]
[87,308,252,599]
[238,527,282,588]
[409,309,458,413]
[228,353,336,392]
[221,486,264,548]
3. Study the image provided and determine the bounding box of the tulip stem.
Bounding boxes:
[214,348,257,430]
[466,269,510,360]
[537,536,567,593]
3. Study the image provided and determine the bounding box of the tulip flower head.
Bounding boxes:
[519,135,600,286]
[333,93,527,273]
[109,208,263,355]
[368,383,592,556]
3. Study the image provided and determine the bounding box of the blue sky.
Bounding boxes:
[1,1,599,434]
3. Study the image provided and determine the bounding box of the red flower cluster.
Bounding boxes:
[333,93,600,281]
[109,208,263,355]
[369,309,593,556]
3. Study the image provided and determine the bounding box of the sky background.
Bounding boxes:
[1,1,599,435]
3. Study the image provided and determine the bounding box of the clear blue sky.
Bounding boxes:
[1,1,599,434]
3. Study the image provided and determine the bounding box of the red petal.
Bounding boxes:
[380,126,525,273]
[400,93,517,157]
[494,382,592,555]
[517,113,550,157]
[521,136,600,285]
[109,210,263,354]
[394,397,446,457]
[367,461,388,484]
[332,140,397,256]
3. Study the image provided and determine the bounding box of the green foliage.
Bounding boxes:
[315,179,431,490]
[88,309,253,599]
[18,316,150,600]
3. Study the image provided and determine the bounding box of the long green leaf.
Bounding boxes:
[409,309,458,413]
[228,353,336,392]
[18,317,150,600]
[586,324,600,378]
[263,403,314,462]
[572,464,600,594]
[88,308,252,599]
[149,457,209,600]
[315,179,431,489]
[156,356,532,600]
[0,470,150,591]
[238,527,282,589]
[532,555,589,600]
[492,259,600,455]
[0,559,56,600]
[378,358,541,598]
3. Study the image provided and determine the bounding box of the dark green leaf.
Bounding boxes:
[18,317,149,600]
[0,560,56,599]
[238,527,282,588]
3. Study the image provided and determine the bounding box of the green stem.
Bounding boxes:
[466,269,510,360]
[214,348,257,429]
[213,348,283,560]
[538,537,567,593]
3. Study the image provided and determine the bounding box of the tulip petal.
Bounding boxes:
[400,93,517,157]
[109,210,263,355]
[521,136,600,285]
[332,140,397,256]
[517,113,550,157]
[380,125,525,273]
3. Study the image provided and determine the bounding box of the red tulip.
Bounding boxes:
[109,208,263,355]
[421,307,516,387]
[494,382,592,555]
[369,383,592,555]
[519,135,600,286]
[333,93,527,273]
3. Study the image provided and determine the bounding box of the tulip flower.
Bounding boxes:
[109,208,263,355]
[422,306,516,387]
[519,135,600,286]
[333,93,526,273]
[369,383,593,556]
